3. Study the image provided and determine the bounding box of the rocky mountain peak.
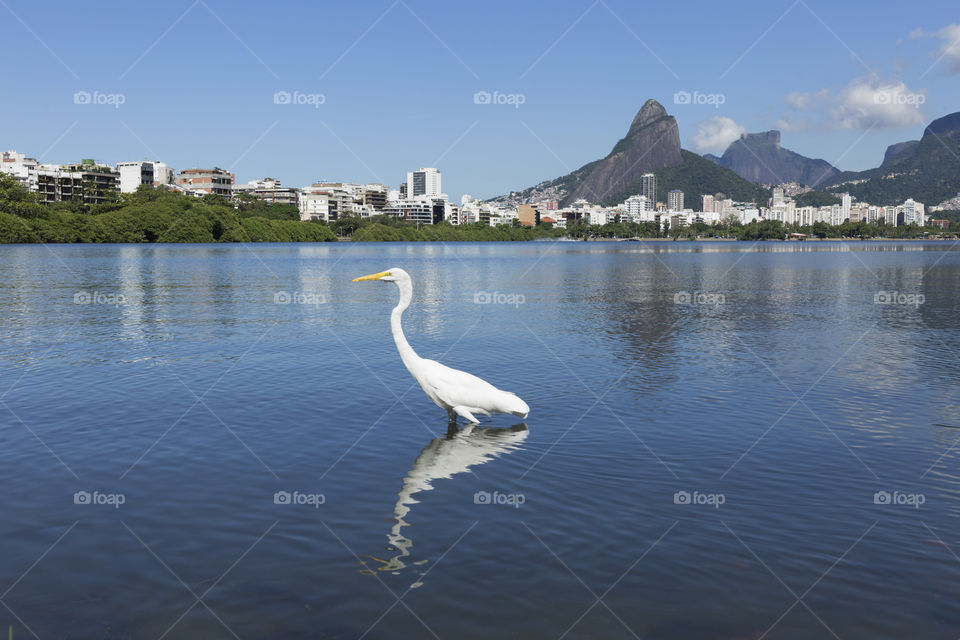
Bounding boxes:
[628,99,669,135]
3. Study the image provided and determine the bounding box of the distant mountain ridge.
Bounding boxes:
[820,111,960,206]
[712,130,839,186]
[490,99,768,207]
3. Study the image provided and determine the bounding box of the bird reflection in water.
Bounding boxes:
[361,423,529,584]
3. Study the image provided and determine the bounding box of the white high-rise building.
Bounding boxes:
[153,162,175,186]
[1,150,39,190]
[667,189,684,212]
[701,194,714,213]
[772,187,785,206]
[624,194,648,218]
[885,206,898,226]
[117,161,154,193]
[406,167,442,198]
[841,193,851,222]
[641,173,656,204]
[830,204,843,226]
[903,198,924,226]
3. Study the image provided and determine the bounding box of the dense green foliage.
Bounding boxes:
[602,150,771,208]
[793,190,841,207]
[347,216,564,242]
[0,177,335,243]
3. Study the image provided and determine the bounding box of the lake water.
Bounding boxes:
[1,240,960,639]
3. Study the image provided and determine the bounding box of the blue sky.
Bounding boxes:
[2,0,958,200]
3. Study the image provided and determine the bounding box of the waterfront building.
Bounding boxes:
[518,204,539,227]
[701,194,714,214]
[176,168,233,197]
[641,173,656,204]
[902,198,924,226]
[1,150,39,190]
[406,167,441,198]
[36,159,119,205]
[299,191,340,222]
[624,194,648,218]
[667,189,684,212]
[117,161,154,193]
[383,199,435,225]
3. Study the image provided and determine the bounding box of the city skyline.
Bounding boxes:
[2,0,959,201]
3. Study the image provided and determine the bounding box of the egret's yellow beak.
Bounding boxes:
[352,271,391,282]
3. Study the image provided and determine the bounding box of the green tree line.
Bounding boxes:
[0,176,336,243]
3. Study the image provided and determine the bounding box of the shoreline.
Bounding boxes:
[1,237,956,246]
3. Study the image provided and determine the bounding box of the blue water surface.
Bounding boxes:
[1,240,959,639]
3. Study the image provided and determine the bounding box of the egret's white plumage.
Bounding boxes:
[352,268,529,423]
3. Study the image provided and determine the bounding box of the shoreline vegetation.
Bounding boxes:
[1,177,957,244]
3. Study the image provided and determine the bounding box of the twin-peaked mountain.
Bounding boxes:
[491,99,769,207]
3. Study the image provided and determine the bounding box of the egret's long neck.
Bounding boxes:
[391,279,421,371]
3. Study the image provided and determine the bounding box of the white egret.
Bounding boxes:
[352,268,530,423]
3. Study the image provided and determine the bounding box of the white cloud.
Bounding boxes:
[689,116,746,153]
[932,24,960,75]
[777,78,926,131]
[910,24,960,75]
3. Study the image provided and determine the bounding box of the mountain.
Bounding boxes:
[881,140,919,167]
[605,150,769,207]
[714,130,839,186]
[491,99,768,208]
[562,99,682,203]
[821,111,960,206]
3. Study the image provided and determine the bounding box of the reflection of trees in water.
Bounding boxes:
[361,423,528,584]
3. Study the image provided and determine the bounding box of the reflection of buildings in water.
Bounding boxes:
[363,423,528,581]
